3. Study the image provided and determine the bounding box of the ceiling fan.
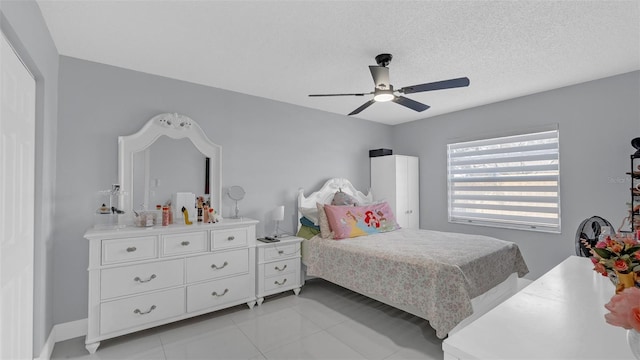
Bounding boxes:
[309,53,470,116]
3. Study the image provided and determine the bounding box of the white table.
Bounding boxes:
[443,255,636,360]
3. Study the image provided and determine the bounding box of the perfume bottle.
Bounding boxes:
[162,206,170,226]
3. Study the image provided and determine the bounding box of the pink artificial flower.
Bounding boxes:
[624,237,638,247]
[630,307,640,332]
[614,259,629,272]
[590,257,599,265]
[605,287,640,330]
[606,238,616,247]
[593,262,608,276]
[611,243,624,254]
[596,241,607,249]
[634,252,640,261]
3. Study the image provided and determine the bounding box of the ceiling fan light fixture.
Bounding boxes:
[373,89,394,102]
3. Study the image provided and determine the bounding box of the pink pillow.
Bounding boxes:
[323,202,400,240]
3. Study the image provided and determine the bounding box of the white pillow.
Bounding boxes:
[299,206,319,225]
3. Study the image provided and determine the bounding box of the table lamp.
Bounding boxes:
[273,205,285,238]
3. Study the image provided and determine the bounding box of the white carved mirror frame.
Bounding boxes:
[118,113,221,222]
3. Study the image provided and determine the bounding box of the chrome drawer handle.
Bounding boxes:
[211,261,228,270]
[133,305,156,315]
[274,278,287,286]
[133,274,157,283]
[275,264,287,272]
[227,236,235,241]
[212,288,229,297]
[126,246,137,252]
[181,241,190,246]
[278,250,284,255]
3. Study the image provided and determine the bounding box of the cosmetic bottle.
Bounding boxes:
[162,206,169,226]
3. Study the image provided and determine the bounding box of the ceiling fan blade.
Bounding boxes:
[369,66,390,90]
[348,99,376,115]
[400,77,470,94]
[392,96,430,112]
[309,92,370,97]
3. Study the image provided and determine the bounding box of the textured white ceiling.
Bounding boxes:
[36,0,640,125]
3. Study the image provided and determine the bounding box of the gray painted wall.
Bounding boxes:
[54,56,392,324]
[393,71,640,279]
[0,0,58,354]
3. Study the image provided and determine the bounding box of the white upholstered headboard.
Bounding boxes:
[297,178,373,230]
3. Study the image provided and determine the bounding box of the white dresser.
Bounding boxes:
[370,155,420,229]
[443,256,635,360]
[256,236,303,305]
[84,219,258,353]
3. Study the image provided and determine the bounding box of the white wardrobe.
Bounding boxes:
[370,155,419,229]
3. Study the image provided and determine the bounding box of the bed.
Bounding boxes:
[296,178,529,339]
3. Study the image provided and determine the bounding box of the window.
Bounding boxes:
[447,128,560,233]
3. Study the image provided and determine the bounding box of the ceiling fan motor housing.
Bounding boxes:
[375,53,393,67]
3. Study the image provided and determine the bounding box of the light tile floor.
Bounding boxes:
[51,279,444,359]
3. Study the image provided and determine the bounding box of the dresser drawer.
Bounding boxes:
[161,231,207,257]
[264,272,300,293]
[186,249,249,283]
[262,243,299,261]
[264,257,299,278]
[211,228,248,249]
[102,236,157,265]
[100,287,184,335]
[100,259,184,300]
[186,273,253,313]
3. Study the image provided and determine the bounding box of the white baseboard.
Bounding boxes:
[54,318,87,342]
[34,318,87,360]
[34,330,55,360]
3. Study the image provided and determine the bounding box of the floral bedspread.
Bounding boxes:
[305,228,529,338]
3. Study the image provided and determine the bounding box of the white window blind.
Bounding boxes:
[447,129,560,233]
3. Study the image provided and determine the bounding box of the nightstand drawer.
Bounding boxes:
[100,259,184,300]
[186,249,249,283]
[263,243,299,261]
[264,258,299,278]
[211,228,248,249]
[100,287,184,335]
[264,272,299,293]
[161,231,207,256]
[186,273,253,313]
[102,236,157,265]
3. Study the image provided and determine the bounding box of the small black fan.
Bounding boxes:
[575,216,613,257]
[309,53,470,116]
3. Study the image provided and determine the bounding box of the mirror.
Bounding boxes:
[227,186,245,219]
[119,113,221,224]
[132,137,205,211]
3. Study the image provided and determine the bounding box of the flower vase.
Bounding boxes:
[628,329,640,359]
[616,271,637,294]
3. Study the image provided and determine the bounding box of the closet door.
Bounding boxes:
[1,32,36,360]
[406,156,420,229]
[395,156,410,228]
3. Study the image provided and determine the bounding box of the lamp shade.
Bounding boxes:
[273,205,285,221]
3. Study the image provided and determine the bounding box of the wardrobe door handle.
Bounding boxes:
[133,305,156,315]
[212,289,229,297]
[211,261,228,270]
[133,274,156,283]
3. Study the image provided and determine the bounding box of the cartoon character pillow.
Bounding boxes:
[323,201,400,239]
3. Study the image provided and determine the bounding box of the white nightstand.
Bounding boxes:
[256,236,303,305]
